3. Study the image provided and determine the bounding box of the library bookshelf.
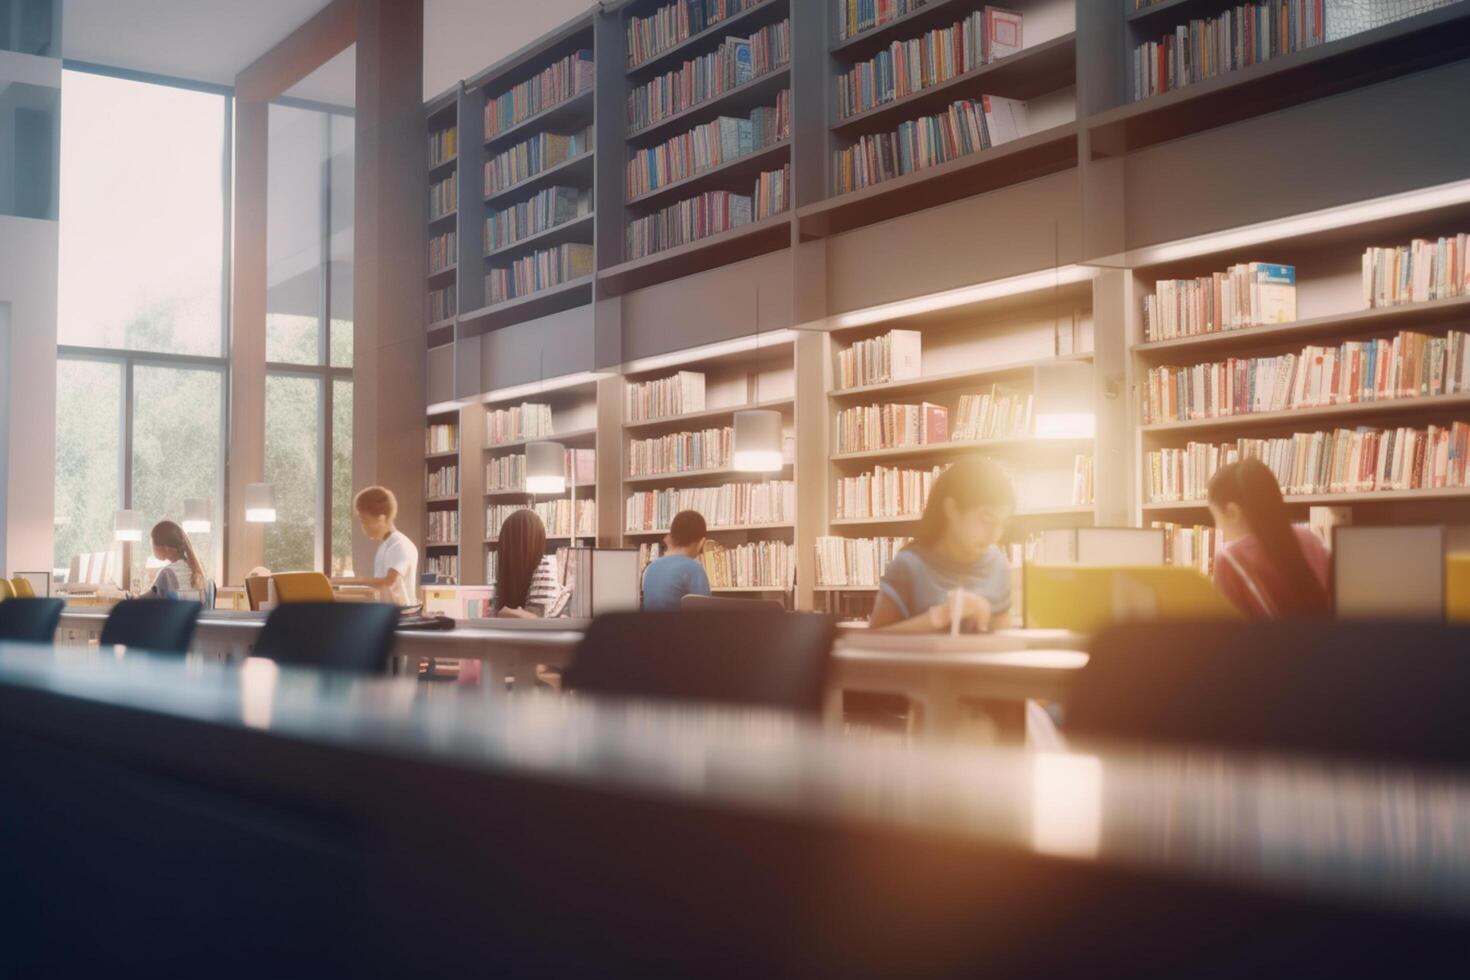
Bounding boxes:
[424,406,470,585]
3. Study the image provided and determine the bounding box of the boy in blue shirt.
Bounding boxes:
[641,510,711,611]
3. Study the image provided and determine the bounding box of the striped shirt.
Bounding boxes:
[147,560,215,608]
[497,555,569,617]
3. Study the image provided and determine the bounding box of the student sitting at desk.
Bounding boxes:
[869,457,1014,633]
[1207,459,1330,618]
[330,487,418,606]
[492,508,568,619]
[144,520,213,606]
[641,510,711,611]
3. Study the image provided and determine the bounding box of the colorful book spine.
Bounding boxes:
[485,243,594,304]
[483,50,594,137]
[626,20,791,132]
[1133,1,1325,101]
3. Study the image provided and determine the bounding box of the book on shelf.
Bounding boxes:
[486,242,594,304]
[626,19,791,132]
[428,125,458,167]
[428,284,458,323]
[628,426,733,476]
[836,329,922,390]
[834,94,1024,195]
[1141,329,1470,424]
[1072,454,1094,507]
[626,0,767,67]
[1133,1,1325,102]
[700,539,796,590]
[835,401,951,453]
[484,127,592,195]
[626,371,707,422]
[1363,234,1470,308]
[626,90,790,198]
[424,554,460,582]
[752,164,791,220]
[426,464,460,498]
[487,501,596,539]
[952,387,1031,441]
[1145,421,1470,502]
[486,402,555,445]
[486,449,596,491]
[624,480,796,531]
[426,423,460,454]
[1141,262,1297,342]
[814,535,909,587]
[429,172,457,220]
[984,6,1023,61]
[483,49,594,138]
[835,464,942,520]
[429,230,457,274]
[486,186,591,252]
[625,165,790,258]
[427,510,461,543]
[836,0,935,42]
[1151,522,1220,577]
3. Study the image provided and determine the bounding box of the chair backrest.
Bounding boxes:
[1334,525,1445,620]
[0,598,65,644]
[272,572,336,604]
[0,579,13,601]
[680,593,786,613]
[244,575,271,611]
[253,602,399,675]
[99,599,202,655]
[1068,620,1470,768]
[565,611,835,716]
[10,577,35,598]
[1024,563,1238,632]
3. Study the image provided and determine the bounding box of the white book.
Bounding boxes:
[888,330,922,382]
[982,94,1028,145]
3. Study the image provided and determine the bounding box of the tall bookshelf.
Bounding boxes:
[619,336,800,603]
[426,93,460,353]
[425,407,465,583]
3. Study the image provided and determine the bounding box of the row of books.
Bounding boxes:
[624,480,796,531]
[835,401,949,453]
[700,539,796,590]
[836,0,934,42]
[484,49,594,138]
[426,424,459,454]
[426,464,459,498]
[627,91,790,198]
[625,167,789,258]
[1133,1,1326,101]
[814,535,908,587]
[626,20,791,133]
[952,387,1032,441]
[1363,235,1470,308]
[1145,422,1470,502]
[429,172,457,220]
[486,402,555,445]
[626,371,706,422]
[1141,262,1297,342]
[833,95,1025,195]
[485,186,592,253]
[485,449,597,492]
[486,243,594,304]
[626,0,766,67]
[1072,454,1095,507]
[1153,522,1221,577]
[429,230,457,274]
[428,125,457,168]
[428,284,457,324]
[424,554,459,582]
[835,329,922,391]
[483,546,580,592]
[487,501,596,539]
[427,510,461,544]
[628,426,732,476]
[484,127,592,196]
[837,7,1024,119]
[1141,330,1470,425]
[834,464,942,520]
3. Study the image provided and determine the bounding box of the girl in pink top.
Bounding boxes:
[1207,459,1331,618]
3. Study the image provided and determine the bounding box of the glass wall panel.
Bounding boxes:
[0,0,60,57]
[0,81,59,220]
[53,358,122,579]
[264,374,322,572]
[331,378,354,575]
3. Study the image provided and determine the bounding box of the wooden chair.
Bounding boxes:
[271,572,335,604]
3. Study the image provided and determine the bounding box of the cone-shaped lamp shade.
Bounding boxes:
[732,410,784,472]
[114,509,143,543]
[182,497,212,534]
[245,483,277,523]
[525,441,567,495]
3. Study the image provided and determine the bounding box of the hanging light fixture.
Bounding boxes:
[113,509,143,542]
[525,440,567,495]
[732,285,784,472]
[244,483,277,523]
[182,497,212,534]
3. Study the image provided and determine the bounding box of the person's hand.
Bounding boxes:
[496,606,537,620]
[926,591,993,632]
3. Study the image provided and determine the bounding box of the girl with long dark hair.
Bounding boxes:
[1207,458,1330,617]
[492,508,566,619]
[146,520,213,606]
[869,456,1016,632]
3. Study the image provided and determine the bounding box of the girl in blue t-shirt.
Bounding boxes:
[869,456,1015,633]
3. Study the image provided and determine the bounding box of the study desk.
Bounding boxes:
[2,644,1469,977]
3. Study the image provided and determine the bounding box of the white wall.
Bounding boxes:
[423,0,596,101]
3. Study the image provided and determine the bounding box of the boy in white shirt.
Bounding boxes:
[331,486,418,606]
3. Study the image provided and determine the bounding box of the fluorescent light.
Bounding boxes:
[620,329,799,375]
[732,410,784,473]
[525,441,567,495]
[182,498,212,534]
[244,483,277,523]
[829,266,1095,329]
[114,510,142,543]
[482,371,608,405]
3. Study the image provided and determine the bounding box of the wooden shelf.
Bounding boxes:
[1088,4,1470,154]
[427,263,457,283]
[1143,486,1470,512]
[627,66,792,145]
[624,522,795,537]
[429,209,457,226]
[484,482,596,498]
[829,0,971,60]
[623,397,794,434]
[829,353,1093,401]
[486,534,596,544]
[425,495,461,504]
[626,0,788,76]
[623,462,793,487]
[484,427,599,453]
[831,34,1077,135]
[798,122,1078,238]
[830,437,1092,463]
[1131,297,1470,359]
[828,505,1094,528]
[484,213,595,260]
[710,585,793,593]
[483,88,595,148]
[425,540,460,549]
[1139,393,1470,436]
[598,212,791,296]
[626,140,791,210]
[815,585,878,592]
[425,315,456,333]
[426,450,461,462]
[428,155,457,175]
[484,151,595,204]
[457,275,594,334]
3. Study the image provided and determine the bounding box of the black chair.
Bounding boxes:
[0,598,65,644]
[1068,620,1470,768]
[564,610,835,716]
[252,602,399,675]
[679,594,786,612]
[99,599,202,655]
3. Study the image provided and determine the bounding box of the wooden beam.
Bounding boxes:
[235,0,356,105]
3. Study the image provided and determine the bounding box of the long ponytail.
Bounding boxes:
[151,520,205,590]
[1208,459,1328,616]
